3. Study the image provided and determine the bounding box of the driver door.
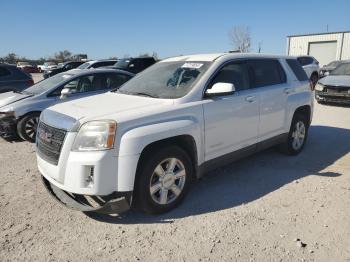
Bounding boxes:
[203,61,260,161]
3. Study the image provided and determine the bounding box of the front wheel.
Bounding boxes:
[134,146,193,214]
[17,113,40,143]
[280,114,308,155]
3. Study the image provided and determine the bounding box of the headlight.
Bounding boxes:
[0,108,15,118]
[72,120,117,151]
[315,83,324,92]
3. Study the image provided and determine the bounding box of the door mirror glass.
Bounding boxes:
[205,83,235,97]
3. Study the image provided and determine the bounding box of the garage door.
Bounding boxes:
[308,41,337,66]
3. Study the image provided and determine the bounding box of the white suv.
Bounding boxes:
[297,56,320,85]
[36,53,313,214]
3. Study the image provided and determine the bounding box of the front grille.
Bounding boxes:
[37,121,67,165]
[325,85,350,94]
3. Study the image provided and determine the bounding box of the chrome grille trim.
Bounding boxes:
[37,121,67,165]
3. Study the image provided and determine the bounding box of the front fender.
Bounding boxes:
[116,119,202,192]
[118,119,201,157]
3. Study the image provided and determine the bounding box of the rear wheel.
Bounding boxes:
[134,146,193,214]
[17,113,40,143]
[280,114,308,155]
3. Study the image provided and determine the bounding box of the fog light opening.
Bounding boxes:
[85,166,95,187]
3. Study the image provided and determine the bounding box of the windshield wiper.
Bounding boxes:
[114,90,158,98]
[13,90,32,95]
[131,92,158,98]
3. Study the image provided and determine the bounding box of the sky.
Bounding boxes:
[1,0,349,60]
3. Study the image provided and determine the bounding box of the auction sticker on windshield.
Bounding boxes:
[181,63,203,69]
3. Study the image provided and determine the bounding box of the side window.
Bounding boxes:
[209,62,250,91]
[50,74,105,96]
[248,59,286,88]
[297,57,313,66]
[106,73,132,89]
[286,59,309,81]
[0,67,11,77]
[65,64,74,70]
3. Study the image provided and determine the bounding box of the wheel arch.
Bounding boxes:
[293,105,311,126]
[136,134,199,178]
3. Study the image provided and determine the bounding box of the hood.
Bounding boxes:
[320,66,336,71]
[0,92,32,109]
[42,92,174,129]
[319,75,350,87]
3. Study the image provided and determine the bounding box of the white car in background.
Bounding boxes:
[297,56,320,85]
[37,62,57,72]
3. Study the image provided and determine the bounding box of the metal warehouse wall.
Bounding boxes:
[287,32,350,62]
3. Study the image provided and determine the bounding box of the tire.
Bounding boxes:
[280,114,308,155]
[134,145,193,214]
[17,112,40,143]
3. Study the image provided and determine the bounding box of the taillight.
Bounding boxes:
[309,80,314,91]
[27,79,34,86]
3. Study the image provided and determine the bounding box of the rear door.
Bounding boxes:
[247,59,290,141]
[203,60,260,161]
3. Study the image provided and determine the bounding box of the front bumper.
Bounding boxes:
[42,176,132,214]
[0,116,17,138]
[315,91,350,104]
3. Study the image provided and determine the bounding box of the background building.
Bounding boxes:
[287,31,350,66]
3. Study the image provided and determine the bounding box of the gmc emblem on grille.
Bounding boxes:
[39,129,52,143]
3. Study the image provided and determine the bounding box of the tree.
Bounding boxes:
[54,50,72,62]
[229,26,251,53]
[3,53,18,64]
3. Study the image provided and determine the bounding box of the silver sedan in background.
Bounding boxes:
[0,68,134,142]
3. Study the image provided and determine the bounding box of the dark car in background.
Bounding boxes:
[77,59,117,69]
[319,60,350,78]
[0,64,34,93]
[109,57,156,74]
[43,61,84,79]
[315,62,350,104]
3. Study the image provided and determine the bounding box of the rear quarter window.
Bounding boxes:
[286,59,309,81]
[247,59,286,88]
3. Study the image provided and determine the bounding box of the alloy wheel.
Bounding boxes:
[291,121,306,151]
[24,116,39,140]
[149,158,186,205]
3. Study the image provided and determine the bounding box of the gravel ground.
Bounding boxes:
[1,101,350,262]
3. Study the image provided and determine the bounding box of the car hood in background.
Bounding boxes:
[319,75,350,87]
[320,66,336,71]
[0,92,32,109]
[41,92,174,131]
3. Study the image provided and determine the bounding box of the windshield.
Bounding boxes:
[330,63,350,75]
[326,61,339,67]
[24,73,73,95]
[116,61,211,98]
[77,62,92,69]
[113,59,130,69]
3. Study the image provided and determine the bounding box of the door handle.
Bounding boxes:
[284,88,292,94]
[245,95,255,103]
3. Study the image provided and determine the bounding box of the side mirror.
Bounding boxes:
[205,83,235,97]
[60,88,73,99]
[129,64,135,68]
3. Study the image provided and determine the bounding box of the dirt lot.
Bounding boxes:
[0,101,349,262]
